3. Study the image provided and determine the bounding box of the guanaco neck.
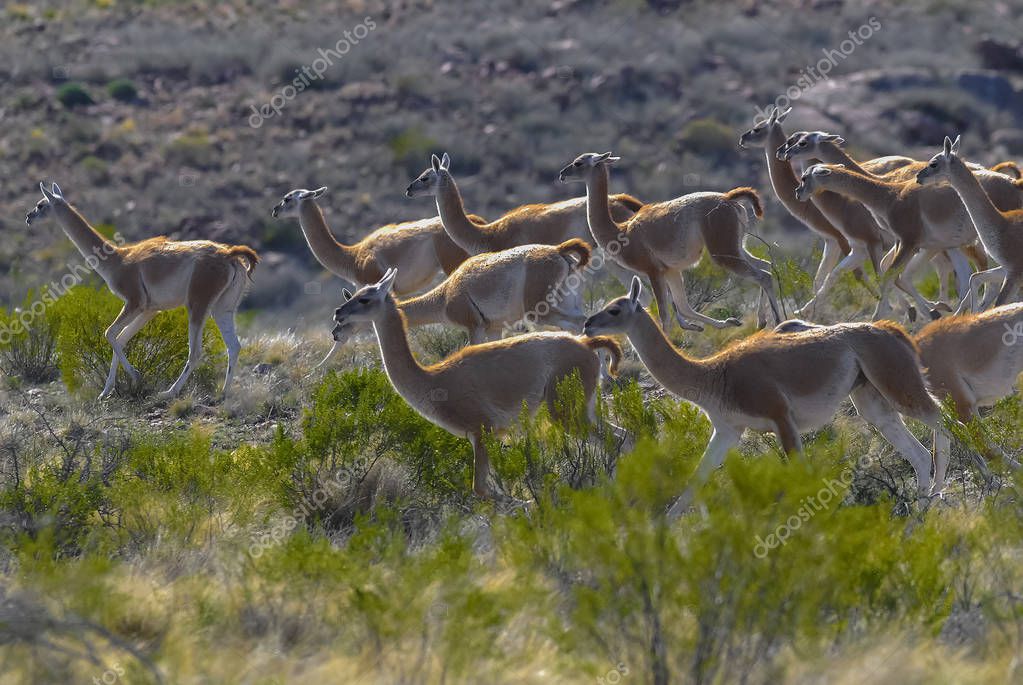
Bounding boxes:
[372,297,434,392]
[435,172,493,254]
[947,158,1008,241]
[627,308,707,401]
[52,203,121,269]
[766,126,810,212]
[582,165,626,249]
[819,169,898,215]
[395,286,448,328]
[297,200,360,281]
[814,143,870,176]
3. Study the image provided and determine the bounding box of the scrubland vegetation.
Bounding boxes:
[2,0,1023,683]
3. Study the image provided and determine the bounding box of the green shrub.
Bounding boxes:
[677,117,737,161]
[105,78,137,102]
[164,129,216,169]
[48,285,224,397]
[388,127,439,175]
[0,291,61,383]
[56,82,94,108]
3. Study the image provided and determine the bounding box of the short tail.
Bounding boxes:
[990,161,1021,179]
[610,193,645,213]
[722,186,764,219]
[557,238,592,271]
[584,336,622,378]
[226,245,260,280]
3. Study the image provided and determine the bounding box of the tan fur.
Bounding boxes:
[381,241,594,344]
[27,187,254,399]
[561,153,780,331]
[989,161,1021,179]
[334,272,625,500]
[584,282,947,509]
[288,198,475,295]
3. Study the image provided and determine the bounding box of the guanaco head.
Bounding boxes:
[558,152,620,183]
[916,135,962,186]
[333,268,398,324]
[271,187,327,218]
[330,318,356,345]
[583,275,644,336]
[406,153,450,198]
[738,106,791,149]
[794,164,843,201]
[25,182,66,226]
[776,131,845,162]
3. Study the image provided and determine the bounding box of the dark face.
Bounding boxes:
[25,198,51,226]
[558,155,592,183]
[738,121,771,149]
[405,168,439,198]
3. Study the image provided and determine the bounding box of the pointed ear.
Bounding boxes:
[342,288,353,301]
[768,106,778,123]
[950,135,961,154]
[440,152,450,170]
[311,186,327,198]
[628,275,643,304]
[51,183,64,199]
[379,268,398,293]
[943,136,953,155]
[777,107,792,122]
[822,134,845,146]
[39,182,54,202]
[431,154,442,172]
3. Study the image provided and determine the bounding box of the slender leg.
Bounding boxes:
[667,423,741,520]
[99,303,144,400]
[797,242,870,318]
[159,308,208,399]
[469,432,494,499]
[947,248,973,306]
[212,310,242,396]
[849,384,933,495]
[648,272,675,332]
[958,267,1007,313]
[893,250,945,319]
[774,412,803,455]
[927,250,953,304]
[664,271,738,330]
[993,272,1021,307]
[812,236,843,291]
[728,254,781,326]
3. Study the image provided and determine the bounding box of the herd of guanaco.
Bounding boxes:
[23,106,1023,513]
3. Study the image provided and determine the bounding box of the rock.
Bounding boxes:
[991,128,1023,154]
[956,69,1017,109]
[975,36,1023,73]
[338,81,392,104]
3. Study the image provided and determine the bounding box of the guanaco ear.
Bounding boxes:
[378,268,398,293]
[950,135,961,155]
[596,151,620,165]
[811,165,833,176]
[943,136,953,156]
[342,288,353,301]
[310,186,327,198]
[39,181,54,202]
[768,106,778,123]
[50,182,64,200]
[628,275,643,305]
[822,134,845,146]
[776,107,792,122]
[431,154,442,172]
[440,152,451,170]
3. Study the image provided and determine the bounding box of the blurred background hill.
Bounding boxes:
[2,0,1022,327]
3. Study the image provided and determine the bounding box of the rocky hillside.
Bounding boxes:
[1,0,1021,325]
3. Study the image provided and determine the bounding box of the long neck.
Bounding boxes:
[52,203,119,266]
[764,126,808,211]
[820,170,897,214]
[297,200,359,280]
[435,174,492,253]
[396,286,447,328]
[583,166,624,248]
[947,159,1007,239]
[372,298,433,391]
[627,308,706,400]
[815,144,870,175]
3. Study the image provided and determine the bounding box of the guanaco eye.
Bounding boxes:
[358,297,370,304]
[798,140,807,146]
[608,308,620,315]
[574,161,581,166]
[930,162,937,168]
